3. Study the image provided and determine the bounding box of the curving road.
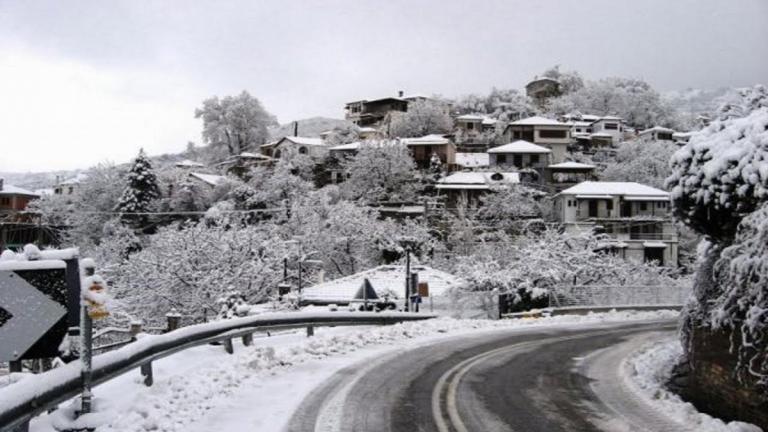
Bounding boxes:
[286,320,683,432]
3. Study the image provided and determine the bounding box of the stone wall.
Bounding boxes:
[684,325,768,429]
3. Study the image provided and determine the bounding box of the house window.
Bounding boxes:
[530,154,539,164]
[604,123,618,130]
[298,147,308,154]
[539,129,567,139]
[657,132,673,141]
[513,155,523,167]
[0,197,10,206]
[496,154,506,164]
[467,122,474,130]
[606,200,613,210]
[640,202,647,211]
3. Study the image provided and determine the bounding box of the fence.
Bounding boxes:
[0,311,433,432]
[549,284,691,308]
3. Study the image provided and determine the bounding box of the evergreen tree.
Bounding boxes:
[115,149,161,227]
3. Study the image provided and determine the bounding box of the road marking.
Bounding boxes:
[431,325,673,432]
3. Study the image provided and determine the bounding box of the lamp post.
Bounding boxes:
[397,236,419,312]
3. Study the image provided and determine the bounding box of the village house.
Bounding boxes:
[487,140,551,170]
[0,179,39,222]
[264,136,328,159]
[502,116,571,163]
[188,172,227,188]
[638,126,675,143]
[400,134,456,169]
[344,91,431,127]
[436,171,520,208]
[525,77,561,102]
[553,181,678,266]
[216,151,273,177]
[53,173,88,195]
[543,162,597,192]
[589,116,624,145]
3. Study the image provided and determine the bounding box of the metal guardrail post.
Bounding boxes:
[165,310,181,333]
[306,325,314,337]
[79,307,93,415]
[242,334,253,346]
[223,338,234,354]
[140,362,153,387]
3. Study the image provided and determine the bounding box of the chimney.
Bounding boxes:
[398,90,404,98]
[293,121,298,137]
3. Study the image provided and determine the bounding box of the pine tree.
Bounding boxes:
[115,149,161,227]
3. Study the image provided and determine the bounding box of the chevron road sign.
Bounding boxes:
[0,271,67,362]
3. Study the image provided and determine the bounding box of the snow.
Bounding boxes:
[487,140,552,154]
[280,136,326,146]
[26,310,680,432]
[625,338,762,432]
[0,246,69,270]
[188,172,227,187]
[174,159,205,168]
[400,134,450,146]
[328,141,361,151]
[548,161,596,170]
[640,126,676,135]
[436,171,520,190]
[509,116,569,126]
[0,183,39,197]
[558,181,670,198]
[0,260,66,271]
[301,265,464,303]
[454,152,490,168]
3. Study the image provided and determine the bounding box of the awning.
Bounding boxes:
[643,241,667,248]
[624,196,669,202]
[575,194,613,199]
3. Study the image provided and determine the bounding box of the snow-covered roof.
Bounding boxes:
[488,140,551,154]
[527,77,559,86]
[301,265,464,303]
[357,127,378,133]
[509,116,569,127]
[482,118,498,126]
[456,114,485,121]
[329,141,361,151]
[639,126,675,135]
[558,182,670,199]
[401,134,451,146]
[189,172,227,187]
[581,114,601,122]
[279,136,326,146]
[174,159,205,168]
[590,132,613,138]
[34,188,54,196]
[239,152,271,160]
[672,132,695,139]
[57,173,88,186]
[548,162,596,170]
[568,121,594,128]
[436,171,520,190]
[455,153,490,168]
[599,115,623,121]
[0,183,39,197]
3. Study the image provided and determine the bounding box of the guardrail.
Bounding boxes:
[0,311,433,431]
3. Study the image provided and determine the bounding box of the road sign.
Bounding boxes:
[0,271,67,362]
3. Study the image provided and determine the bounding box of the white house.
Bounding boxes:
[553,181,678,266]
[436,171,520,207]
[589,116,624,145]
[638,126,675,143]
[502,116,571,164]
[487,140,551,169]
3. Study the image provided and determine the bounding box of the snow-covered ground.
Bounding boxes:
[624,338,762,432]
[30,310,678,432]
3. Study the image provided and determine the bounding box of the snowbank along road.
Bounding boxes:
[287,320,680,432]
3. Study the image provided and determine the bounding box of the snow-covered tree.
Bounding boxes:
[115,149,161,227]
[323,124,361,148]
[666,105,768,243]
[474,186,547,234]
[601,140,677,189]
[107,217,286,323]
[341,142,418,203]
[541,65,584,95]
[195,91,277,156]
[385,100,452,138]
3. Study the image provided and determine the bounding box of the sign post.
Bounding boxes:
[78,275,110,417]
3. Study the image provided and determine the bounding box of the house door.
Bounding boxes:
[588,200,598,217]
[644,247,665,265]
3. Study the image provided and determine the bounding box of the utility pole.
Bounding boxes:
[404,246,411,312]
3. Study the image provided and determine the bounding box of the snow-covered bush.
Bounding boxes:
[341,142,418,203]
[601,140,677,189]
[666,105,768,243]
[711,202,768,387]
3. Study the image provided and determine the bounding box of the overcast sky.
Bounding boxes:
[1,0,766,172]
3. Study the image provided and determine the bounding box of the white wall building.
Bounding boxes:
[553,181,679,266]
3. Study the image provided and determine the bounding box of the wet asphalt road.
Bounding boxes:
[286,320,679,432]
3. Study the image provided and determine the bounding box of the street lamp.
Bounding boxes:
[397,236,420,312]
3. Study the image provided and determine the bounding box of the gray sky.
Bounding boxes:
[1,0,766,172]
